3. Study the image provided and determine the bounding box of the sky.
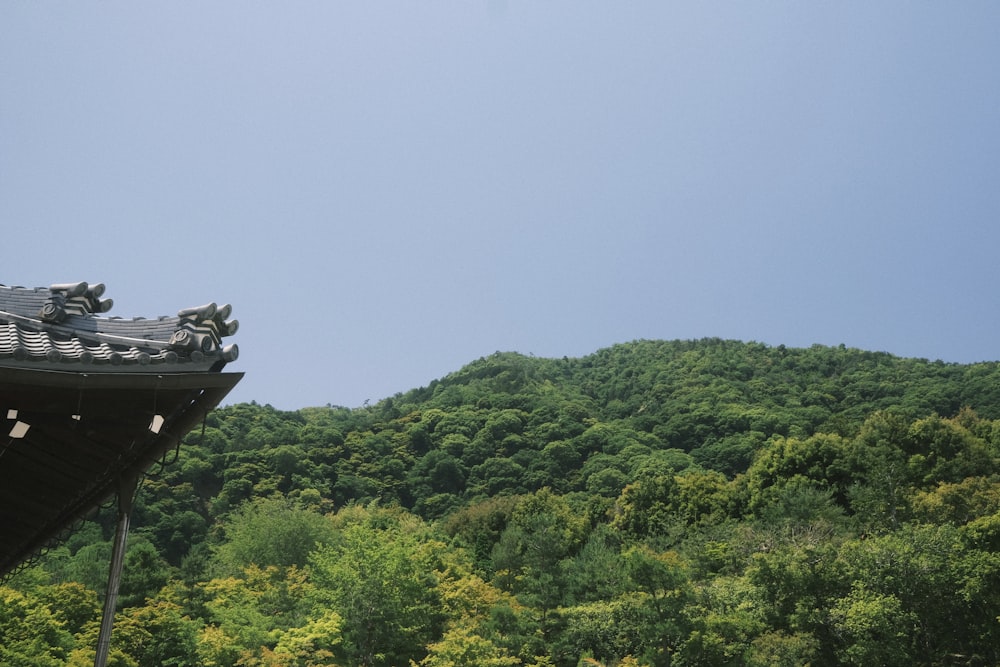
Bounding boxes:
[3,3,1000,410]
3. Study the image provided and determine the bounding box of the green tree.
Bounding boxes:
[745,540,846,643]
[848,411,913,530]
[563,525,628,603]
[80,597,201,667]
[552,596,660,667]
[828,583,915,667]
[0,585,73,667]
[491,489,588,646]
[745,631,819,667]
[838,523,1000,664]
[119,538,171,609]
[30,580,100,636]
[309,508,448,667]
[416,624,521,667]
[611,474,681,539]
[200,564,315,663]
[623,546,688,627]
[672,469,733,526]
[409,449,468,511]
[903,415,996,485]
[212,495,335,573]
[443,495,519,571]
[272,609,344,667]
[673,576,765,667]
[910,475,1000,524]
[745,432,855,516]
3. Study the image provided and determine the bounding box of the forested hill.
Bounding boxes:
[8,339,1000,666]
[385,338,1000,475]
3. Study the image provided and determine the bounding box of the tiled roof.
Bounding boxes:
[0,280,243,579]
[0,282,238,373]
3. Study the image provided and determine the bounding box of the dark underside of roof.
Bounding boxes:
[0,366,242,578]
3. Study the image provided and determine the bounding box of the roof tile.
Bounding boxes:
[0,282,238,373]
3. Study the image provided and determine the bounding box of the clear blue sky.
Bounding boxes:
[3,3,999,410]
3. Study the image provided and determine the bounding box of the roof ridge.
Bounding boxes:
[0,281,239,372]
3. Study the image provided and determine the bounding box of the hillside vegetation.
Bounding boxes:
[6,339,1000,666]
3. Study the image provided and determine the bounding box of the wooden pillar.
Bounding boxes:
[93,472,139,667]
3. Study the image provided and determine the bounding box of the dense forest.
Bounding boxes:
[6,338,1000,666]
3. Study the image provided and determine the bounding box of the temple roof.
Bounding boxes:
[0,281,242,578]
[0,282,238,372]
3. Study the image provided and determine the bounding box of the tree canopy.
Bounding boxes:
[6,339,1000,666]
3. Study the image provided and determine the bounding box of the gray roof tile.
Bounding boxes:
[0,282,238,373]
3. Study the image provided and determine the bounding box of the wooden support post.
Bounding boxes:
[93,472,139,667]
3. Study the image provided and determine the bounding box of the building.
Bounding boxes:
[0,281,242,666]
